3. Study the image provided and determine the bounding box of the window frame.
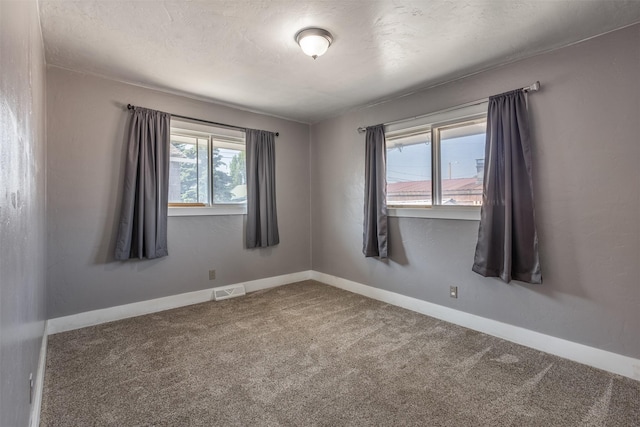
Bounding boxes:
[168,120,247,217]
[385,103,488,221]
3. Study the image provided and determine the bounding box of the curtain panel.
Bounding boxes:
[246,129,280,248]
[472,90,542,283]
[114,107,170,260]
[363,124,388,258]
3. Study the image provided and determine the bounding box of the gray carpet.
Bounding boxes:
[41,280,639,426]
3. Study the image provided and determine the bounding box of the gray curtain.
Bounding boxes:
[246,129,279,248]
[114,107,170,260]
[363,124,388,258]
[472,90,541,283]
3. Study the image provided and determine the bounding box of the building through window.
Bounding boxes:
[386,115,487,208]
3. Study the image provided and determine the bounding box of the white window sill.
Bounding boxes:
[168,205,247,217]
[388,206,480,221]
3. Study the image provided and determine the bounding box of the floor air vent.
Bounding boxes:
[213,284,246,301]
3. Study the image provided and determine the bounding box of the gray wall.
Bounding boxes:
[310,24,640,359]
[0,0,48,425]
[46,68,311,318]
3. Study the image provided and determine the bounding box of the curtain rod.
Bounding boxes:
[126,104,279,137]
[357,81,541,133]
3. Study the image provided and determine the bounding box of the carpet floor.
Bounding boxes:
[41,280,639,426]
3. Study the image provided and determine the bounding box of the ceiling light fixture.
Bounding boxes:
[295,28,333,60]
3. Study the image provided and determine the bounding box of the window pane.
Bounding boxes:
[440,120,486,206]
[169,136,200,203]
[213,146,246,203]
[386,133,432,206]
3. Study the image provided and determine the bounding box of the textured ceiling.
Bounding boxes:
[39,1,640,123]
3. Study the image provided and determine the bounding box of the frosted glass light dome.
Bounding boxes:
[295,28,333,59]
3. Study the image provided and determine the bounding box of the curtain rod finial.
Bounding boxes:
[525,81,540,93]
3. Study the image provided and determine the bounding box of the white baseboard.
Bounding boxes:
[29,321,48,427]
[241,271,311,293]
[47,271,312,334]
[310,271,640,381]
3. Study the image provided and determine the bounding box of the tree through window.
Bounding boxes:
[168,123,246,207]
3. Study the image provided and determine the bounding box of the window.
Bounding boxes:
[168,120,246,216]
[385,104,487,220]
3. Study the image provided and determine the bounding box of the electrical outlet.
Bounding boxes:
[29,373,33,404]
[450,286,458,299]
[209,269,216,280]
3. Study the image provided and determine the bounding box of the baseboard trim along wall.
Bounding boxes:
[46,270,639,381]
[310,271,640,381]
[29,321,48,427]
[47,271,312,334]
